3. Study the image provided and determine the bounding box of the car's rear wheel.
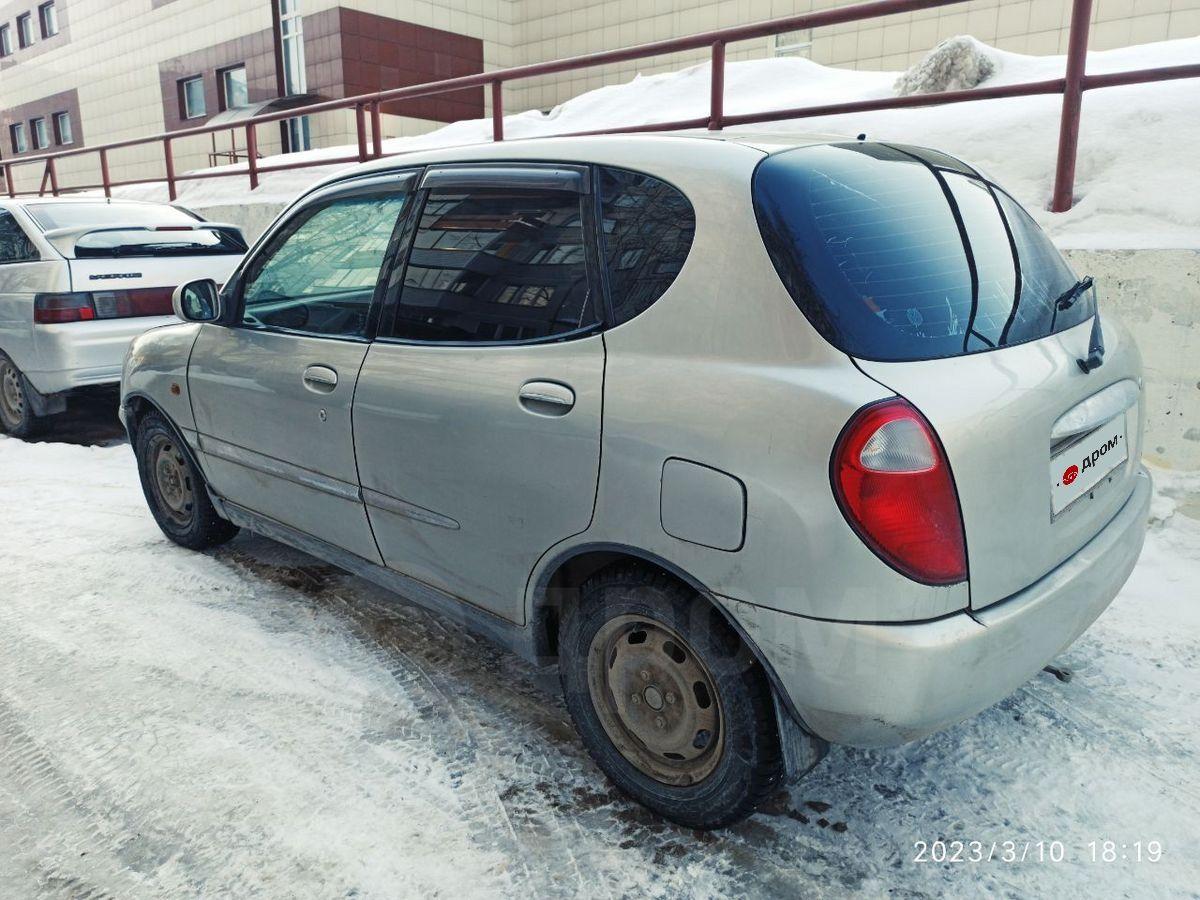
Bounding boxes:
[135,411,238,550]
[0,353,43,439]
[560,564,783,828]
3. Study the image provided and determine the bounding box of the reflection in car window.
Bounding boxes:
[0,211,39,264]
[597,166,695,325]
[752,143,1086,362]
[944,173,1018,352]
[389,188,597,343]
[242,192,407,338]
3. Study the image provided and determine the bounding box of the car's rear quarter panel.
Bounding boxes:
[519,140,970,625]
[0,258,69,378]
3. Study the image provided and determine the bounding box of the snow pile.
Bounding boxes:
[113,35,1200,250]
[893,35,997,95]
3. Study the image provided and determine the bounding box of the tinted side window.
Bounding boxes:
[241,191,408,338]
[390,188,596,343]
[0,212,39,264]
[597,166,695,325]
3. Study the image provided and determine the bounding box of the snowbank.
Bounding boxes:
[113,36,1200,250]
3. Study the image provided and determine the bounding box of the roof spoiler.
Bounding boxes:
[43,222,246,258]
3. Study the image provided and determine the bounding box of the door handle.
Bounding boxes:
[519,380,575,416]
[302,365,339,394]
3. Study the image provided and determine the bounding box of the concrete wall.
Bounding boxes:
[193,198,1200,471]
[1063,249,1200,472]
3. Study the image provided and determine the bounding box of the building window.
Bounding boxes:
[772,29,812,58]
[10,123,28,153]
[53,111,72,145]
[180,76,206,119]
[0,24,12,57]
[279,0,311,152]
[219,64,248,110]
[30,117,49,150]
[16,12,34,48]
[38,1,57,38]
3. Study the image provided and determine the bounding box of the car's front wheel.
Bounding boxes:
[135,411,238,550]
[0,352,43,439]
[560,564,784,828]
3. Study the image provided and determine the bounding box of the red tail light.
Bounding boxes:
[34,288,174,324]
[34,293,96,323]
[831,398,967,585]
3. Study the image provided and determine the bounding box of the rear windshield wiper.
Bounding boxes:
[1049,275,1093,333]
[1052,275,1105,373]
[1054,275,1094,311]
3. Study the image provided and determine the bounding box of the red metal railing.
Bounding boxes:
[2,0,1197,212]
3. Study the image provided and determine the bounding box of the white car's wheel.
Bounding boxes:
[0,353,42,439]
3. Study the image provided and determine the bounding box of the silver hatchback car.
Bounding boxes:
[121,134,1151,828]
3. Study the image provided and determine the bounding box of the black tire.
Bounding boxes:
[135,411,238,550]
[560,564,783,829]
[0,352,44,439]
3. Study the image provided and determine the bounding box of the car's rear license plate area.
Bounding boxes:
[1050,415,1128,516]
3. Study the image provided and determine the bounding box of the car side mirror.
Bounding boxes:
[172,279,222,323]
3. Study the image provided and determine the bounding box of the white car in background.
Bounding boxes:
[0,197,246,437]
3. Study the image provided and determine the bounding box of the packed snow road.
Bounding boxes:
[2,409,1198,899]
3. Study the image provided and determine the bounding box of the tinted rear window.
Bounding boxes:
[752,143,1090,362]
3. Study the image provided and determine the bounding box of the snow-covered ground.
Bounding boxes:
[2,416,1198,898]
[114,35,1200,250]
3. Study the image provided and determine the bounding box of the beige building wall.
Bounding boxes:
[507,0,1200,113]
[3,0,1198,193]
[2,0,280,193]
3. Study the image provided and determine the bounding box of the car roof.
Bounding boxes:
[312,129,854,193]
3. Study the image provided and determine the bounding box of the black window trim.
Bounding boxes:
[375,161,607,349]
[227,169,421,343]
[419,163,591,195]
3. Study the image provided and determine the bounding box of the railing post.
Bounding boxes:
[4,162,15,198]
[370,101,383,157]
[1051,0,1094,212]
[355,103,368,162]
[163,137,177,201]
[709,40,726,130]
[99,148,111,198]
[491,79,504,142]
[246,123,259,190]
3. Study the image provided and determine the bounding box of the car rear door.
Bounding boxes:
[352,164,605,623]
[188,172,417,563]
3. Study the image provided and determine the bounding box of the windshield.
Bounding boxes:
[25,202,201,231]
[752,142,1091,362]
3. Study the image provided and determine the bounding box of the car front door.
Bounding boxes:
[188,172,416,563]
[353,164,606,623]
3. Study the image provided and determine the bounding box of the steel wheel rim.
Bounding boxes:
[0,363,24,427]
[586,613,724,786]
[149,434,195,528]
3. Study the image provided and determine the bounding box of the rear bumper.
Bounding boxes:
[729,466,1152,748]
[24,316,176,395]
